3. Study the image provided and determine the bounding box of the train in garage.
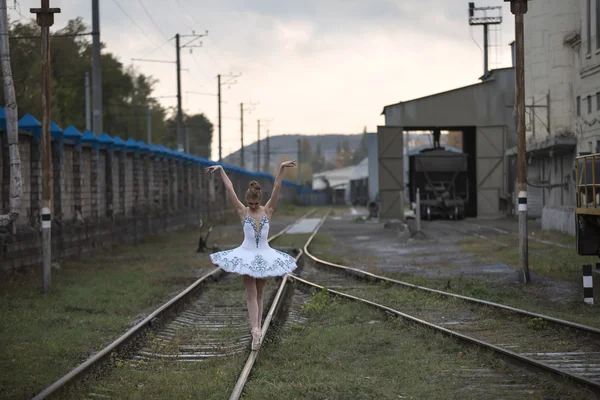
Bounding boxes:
[407,147,470,220]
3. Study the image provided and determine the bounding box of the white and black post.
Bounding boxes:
[583,264,594,305]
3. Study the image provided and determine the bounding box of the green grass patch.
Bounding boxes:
[61,352,247,400]
[378,271,600,330]
[0,226,230,400]
[243,288,578,399]
[459,236,596,282]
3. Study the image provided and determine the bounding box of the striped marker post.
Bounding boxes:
[518,191,530,283]
[583,264,593,305]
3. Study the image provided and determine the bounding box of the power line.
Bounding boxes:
[137,0,170,41]
[7,32,92,39]
[169,0,195,32]
[139,37,174,60]
[110,0,170,59]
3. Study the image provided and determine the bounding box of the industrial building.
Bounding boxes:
[374,65,516,220]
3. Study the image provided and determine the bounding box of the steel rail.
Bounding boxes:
[33,209,316,400]
[302,216,600,339]
[229,250,302,400]
[229,210,330,399]
[288,274,600,396]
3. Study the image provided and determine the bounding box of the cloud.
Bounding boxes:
[8,0,515,160]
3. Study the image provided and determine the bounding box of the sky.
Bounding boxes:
[9,0,515,160]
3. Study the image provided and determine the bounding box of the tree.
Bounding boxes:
[342,139,351,153]
[301,137,312,163]
[0,17,205,155]
[0,0,21,227]
[352,130,369,164]
[311,141,325,173]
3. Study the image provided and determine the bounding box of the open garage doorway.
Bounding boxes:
[404,127,478,218]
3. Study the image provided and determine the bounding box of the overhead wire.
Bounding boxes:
[137,0,171,41]
[111,0,171,59]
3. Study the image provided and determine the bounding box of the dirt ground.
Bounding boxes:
[315,207,588,313]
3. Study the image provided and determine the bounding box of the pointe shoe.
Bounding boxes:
[251,328,261,351]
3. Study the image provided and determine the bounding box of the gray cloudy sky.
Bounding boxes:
[10,0,515,159]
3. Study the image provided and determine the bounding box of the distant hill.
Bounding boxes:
[222,131,454,174]
[223,133,365,172]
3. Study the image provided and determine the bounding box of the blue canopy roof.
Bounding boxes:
[50,121,63,140]
[125,138,139,150]
[136,140,149,151]
[97,132,113,147]
[112,136,126,149]
[63,125,82,141]
[19,113,41,136]
[81,130,98,145]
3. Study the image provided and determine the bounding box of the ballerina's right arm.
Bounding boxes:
[205,165,246,219]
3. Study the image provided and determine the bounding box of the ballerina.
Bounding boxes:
[205,160,298,350]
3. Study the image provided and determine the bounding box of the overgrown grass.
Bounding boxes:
[0,226,232,400]
[308,231,600,330]
[61,352,248,400]
[459,235,596,282]
[243,287,581,399]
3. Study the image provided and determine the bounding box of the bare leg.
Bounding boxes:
[243,275,259,331]
[255,278,268,330]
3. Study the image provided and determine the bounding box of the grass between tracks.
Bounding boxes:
[244,287,580,400]
[0,205,315,399]
[0,226,226,399]
[458,233,595,282]
[310,228,600,331]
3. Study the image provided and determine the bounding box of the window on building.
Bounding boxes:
[588,0,592,54]
[590,141,594,153]
[596,140,600,153]
[589,95,593,114]
[597,92,600,110]
[578,96,581,116]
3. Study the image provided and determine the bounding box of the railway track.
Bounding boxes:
[290,210,600,398]
[32,209,317,400]
[35,209,599,399]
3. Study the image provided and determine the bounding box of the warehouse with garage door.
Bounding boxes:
[375,66,516,220]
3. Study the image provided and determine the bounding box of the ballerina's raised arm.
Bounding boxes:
[204,165,246,220]
[265,160,297,218]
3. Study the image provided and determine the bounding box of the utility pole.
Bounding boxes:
[266,129,270,174]
[239,101,258,169]
[506,0,530,283]
[468,3,502,79]
[91,0,102,135]
[218,74,221,160]
[185,124,190,153]
[240,103,244,168]
[175,31,208,152]
[175,33,183,151]
[297,138,302,185]
[84,72,91,131]
[30,0,60,294]
[217,72,241,162]
[257,119,261,171]
[147,106,151,144]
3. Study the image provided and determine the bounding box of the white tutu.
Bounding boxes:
[209,215,298,278]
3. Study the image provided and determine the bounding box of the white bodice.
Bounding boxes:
[241,215,271,250]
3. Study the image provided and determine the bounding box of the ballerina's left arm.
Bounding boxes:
[265,160,297,218]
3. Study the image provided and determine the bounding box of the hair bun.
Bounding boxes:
[249,181,261,191]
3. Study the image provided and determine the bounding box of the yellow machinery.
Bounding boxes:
[575,153,600,256]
